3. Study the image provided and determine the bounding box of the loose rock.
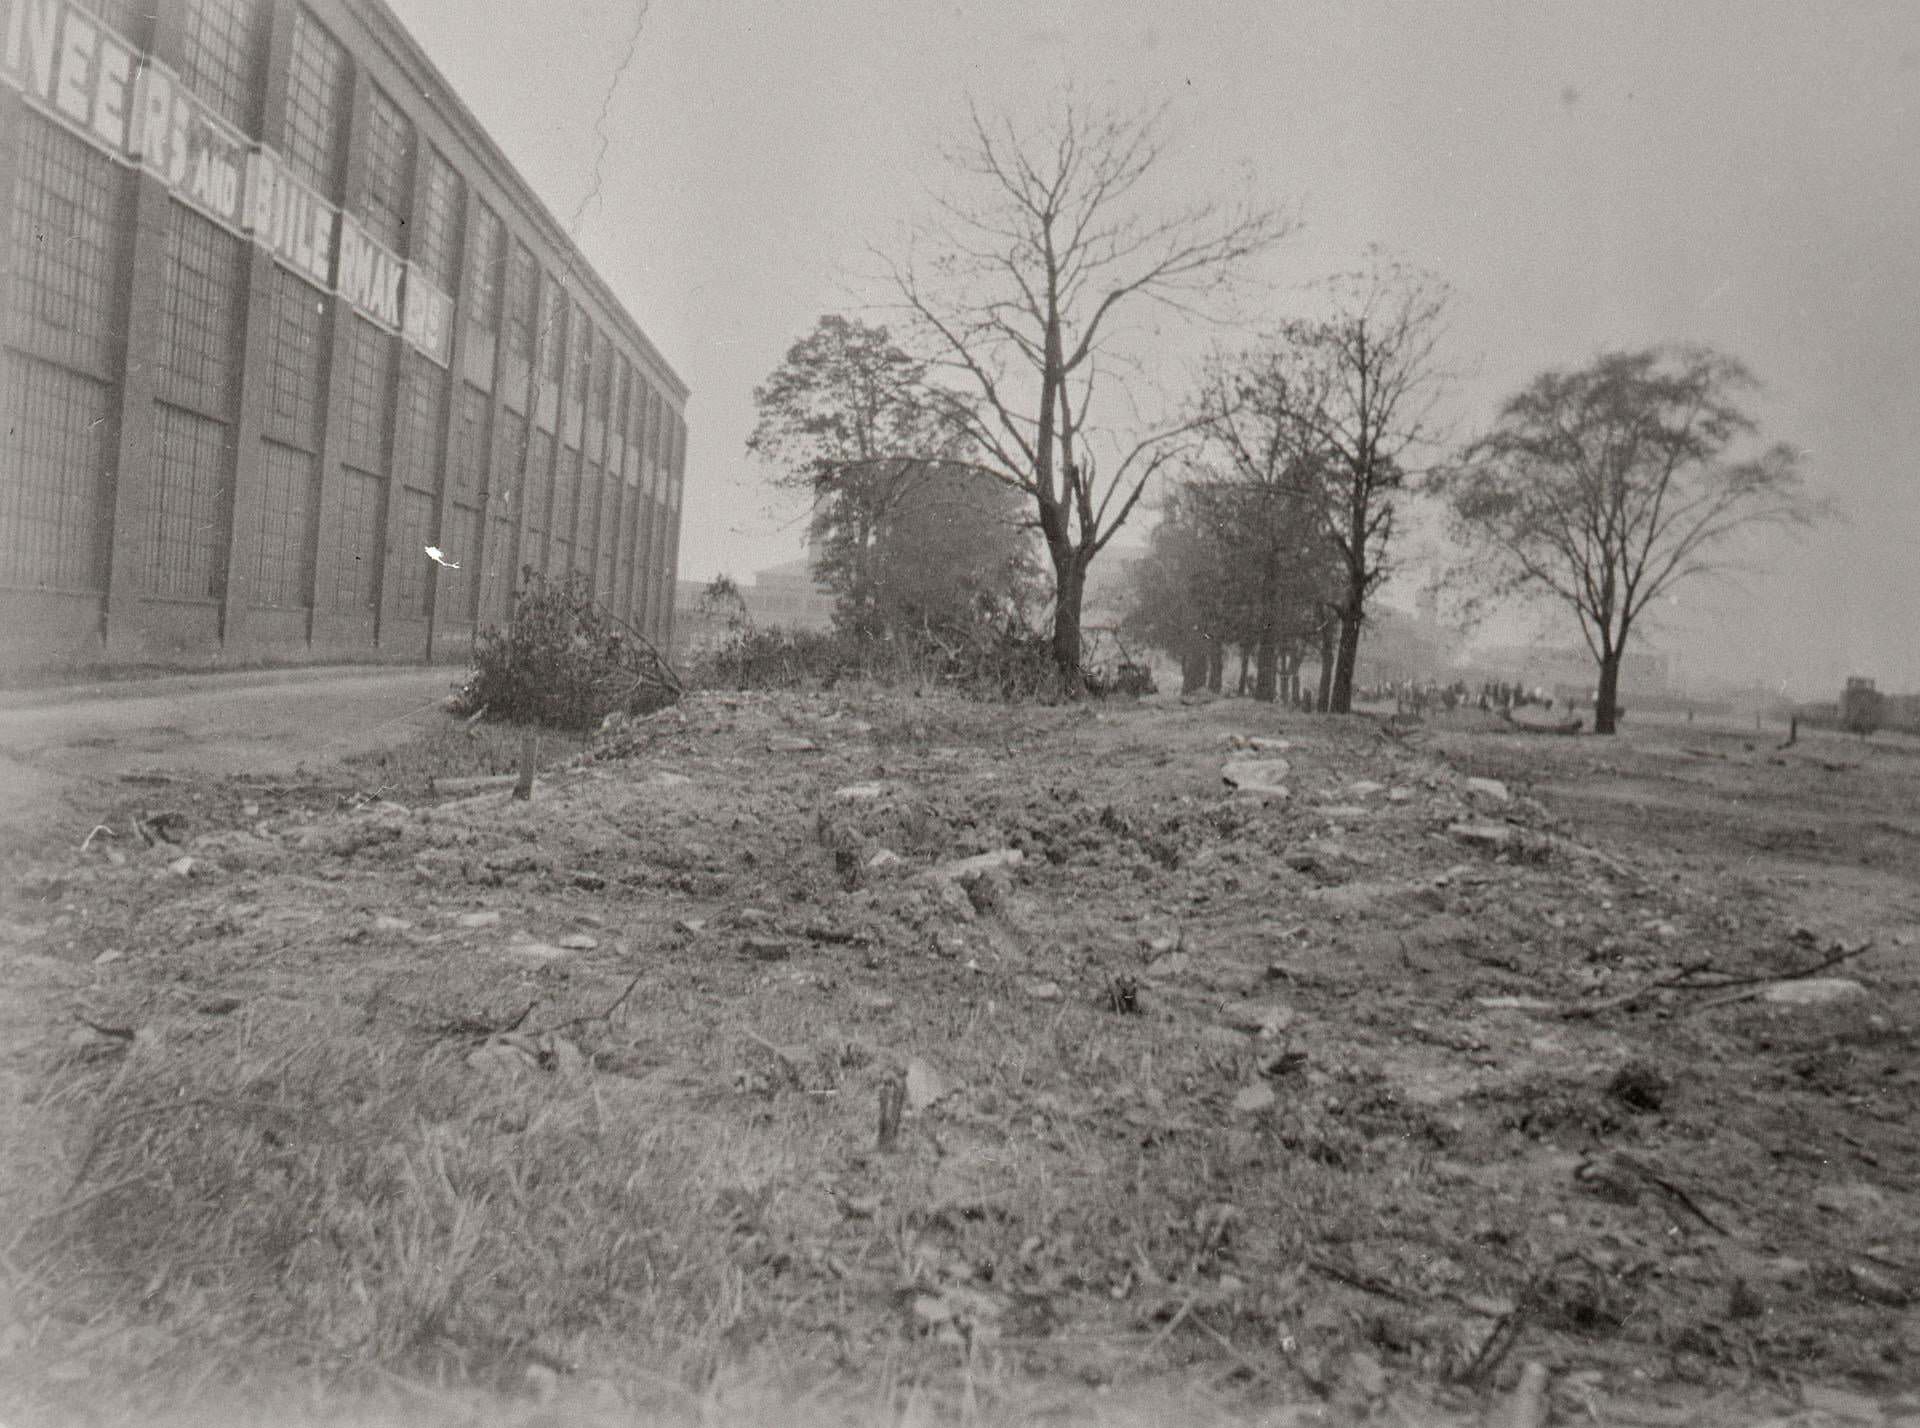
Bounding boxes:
[928,848,1023,882]
[1222,758,1291,798]
[905,1057,951,1111]
[1449,821,1516,850]
[1762,977,1867,1006]
[1223,1002,1297,1037]
[1232,1083,1277,1114]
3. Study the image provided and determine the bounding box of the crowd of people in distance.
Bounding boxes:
[1362,678,1559,716]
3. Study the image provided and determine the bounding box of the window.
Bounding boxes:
[466,205,505,334]
[394,355,448,494]
[413,146,463,289]
[8,120,131,377]
[392,488,435,617]
[176,0,267,134]
[438,503,477,618]
[252,442,315,607]
[283,7,350,197]
[670,413,686,508]
[359,85,413,253]
[539,281,566,385]
[156,205,248,417]
[0,354,113,591]
[147,404,231,600]
[330,468,383,612]
[649,390,667,499]
[569,308,591,407]
[596,482,618,594]
[505,244,537,364]
[550,447,580,574]
[633,381,656,487]
[338,317,397,472]
[592,342,613,426]
[449,383,489,493]
[263,267,328,450]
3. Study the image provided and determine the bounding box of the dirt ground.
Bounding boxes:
[1,686,1916,1427]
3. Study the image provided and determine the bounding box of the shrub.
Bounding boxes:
[683,617,1071,702]
[452,568,680,730]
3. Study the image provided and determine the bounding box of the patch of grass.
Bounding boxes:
[343,715,590,800]
[11,1013,801,1419]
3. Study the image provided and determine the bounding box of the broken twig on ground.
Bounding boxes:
[1562,942,1872,1020]
[535,968,647,1037]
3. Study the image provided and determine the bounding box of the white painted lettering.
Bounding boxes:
[165,91,190,184]
[377,260,402,324]
[310,204,334,284]
[53,6,92,122]
[7,0,60,96]
[90,30,130,147]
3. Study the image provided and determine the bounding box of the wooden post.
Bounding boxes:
[512,731,537,800]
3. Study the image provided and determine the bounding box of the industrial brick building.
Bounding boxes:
[0,0,688,675]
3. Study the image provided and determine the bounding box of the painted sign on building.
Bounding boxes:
[128,59,248,229]
[244,146,336,290]
[401,262,455,366]
[2,0,456,363]
[3,0,141,150]
[335,212,404,331]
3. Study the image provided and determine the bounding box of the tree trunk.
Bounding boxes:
[1237,647,1252,696]
[1336,602,1367,714]
[1253,574,1280,703]
[1330,591,1364,714]
[1050,550,1087,693]
[1594,648,1622,735]
[1180,635,1208,694]
[1207,642,1225,693]
[1315,622,1335,713]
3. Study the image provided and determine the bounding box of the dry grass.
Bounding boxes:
[344,717,590,801]
[4,691,1918,1426]
[11,1010,810,1418]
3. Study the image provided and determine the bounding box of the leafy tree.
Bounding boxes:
[1124,484,1238,693]
[1229,267,1451,713]
[747,316,962,638]
[886,102,1293,690]
[1190,351,1352,702]
[1445,345,1818,734]
[863,463,1041,639]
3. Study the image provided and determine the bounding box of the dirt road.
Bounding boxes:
[0,666,458,848]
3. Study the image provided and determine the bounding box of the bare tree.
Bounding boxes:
[1445,345,1819,734]
[884,102,1293,689]
[1239,266,1451,713]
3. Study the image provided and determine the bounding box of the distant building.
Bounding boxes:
[0,0,688,675]
[673,554,836,654]
[746,557,836,632]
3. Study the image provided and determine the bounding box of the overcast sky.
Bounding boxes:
[384,0,1920,697]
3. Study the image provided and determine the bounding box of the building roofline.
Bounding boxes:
[345,0,690,405]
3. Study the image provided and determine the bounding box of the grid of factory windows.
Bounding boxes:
[0,0,684,658]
